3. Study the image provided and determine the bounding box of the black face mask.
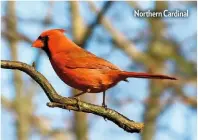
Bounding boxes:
[38,36,51,58]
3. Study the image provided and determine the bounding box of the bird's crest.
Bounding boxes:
[54,29,65,33]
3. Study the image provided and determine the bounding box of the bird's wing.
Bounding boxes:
[55,49,120,71]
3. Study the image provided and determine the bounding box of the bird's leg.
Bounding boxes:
[68,91,84,111]
[102,91,107,109]
[73,91,86,98]
[70,89,91,111]
[102,91,108,121]
[72,88,91,98]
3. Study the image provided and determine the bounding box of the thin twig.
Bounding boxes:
[80,1,113,48]
[88,1,154,67]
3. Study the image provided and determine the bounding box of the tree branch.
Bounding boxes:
[80,1,113,48]
[88,1,154,67]
[1,96,14,110]
[1,60,144,133]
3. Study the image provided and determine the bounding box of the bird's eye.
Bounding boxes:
[38,36,42,40]
[38,36,48,41]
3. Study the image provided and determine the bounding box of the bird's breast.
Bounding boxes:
[50,56,123,93]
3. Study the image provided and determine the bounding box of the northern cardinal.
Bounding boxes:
[32,29,176,107]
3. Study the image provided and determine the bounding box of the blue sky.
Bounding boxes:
[1,1,197,140]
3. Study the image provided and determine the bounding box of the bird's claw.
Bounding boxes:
[102,103,107,109]
[102,103,108,121]
[74,97,81,111]
[68,96,81,111]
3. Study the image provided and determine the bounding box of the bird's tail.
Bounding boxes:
[120,71,177,80]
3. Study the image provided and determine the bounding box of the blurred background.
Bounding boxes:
[1,1,197,140]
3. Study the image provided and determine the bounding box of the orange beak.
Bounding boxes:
[32,40,44,48]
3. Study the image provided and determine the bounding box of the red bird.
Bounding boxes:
[32,29,176,107]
